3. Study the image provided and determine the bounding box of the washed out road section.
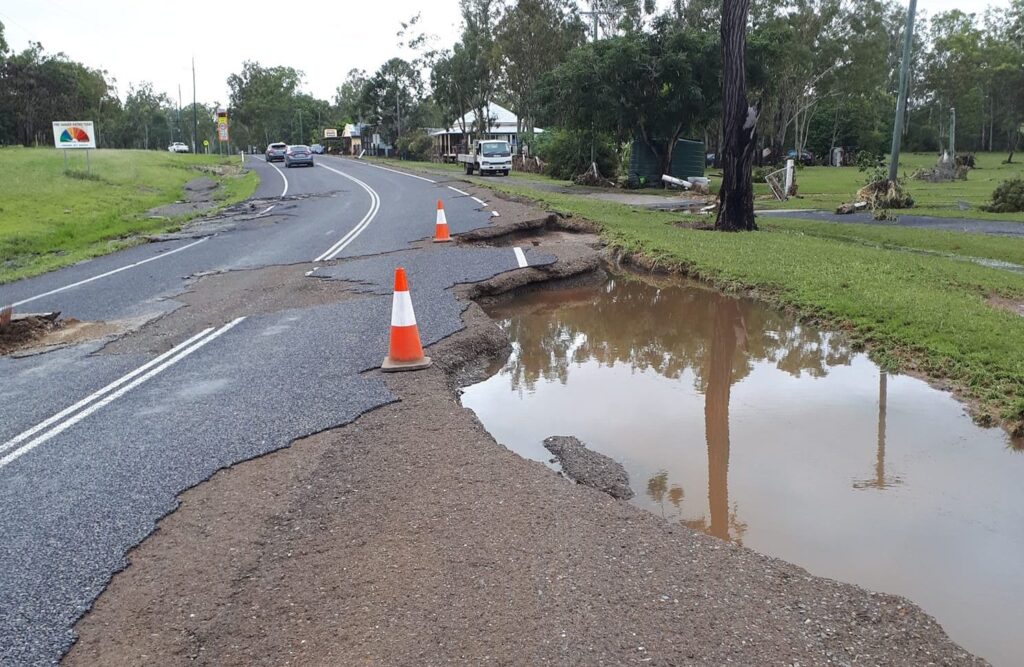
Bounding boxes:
[0,245,549,665]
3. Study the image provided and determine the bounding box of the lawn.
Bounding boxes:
[755,152,1024,221]
[0,147,257,283]
[443,175,1024,438]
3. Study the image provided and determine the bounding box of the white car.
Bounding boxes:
[167,142,190,153]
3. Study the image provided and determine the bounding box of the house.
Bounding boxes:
[430,102,542,162]
[341,123,366,155]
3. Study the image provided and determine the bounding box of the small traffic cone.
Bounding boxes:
[381,267,432,372]
[433,199,452,243]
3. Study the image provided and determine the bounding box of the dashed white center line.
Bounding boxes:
[513,247,529,268]
[448,186,470,196]
[0,318,245,469]
[9,237,209,308]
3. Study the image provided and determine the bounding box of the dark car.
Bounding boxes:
[310,143,325,154]
[265,142,287,162]
[285,144,314,168]
[786,148,815,166]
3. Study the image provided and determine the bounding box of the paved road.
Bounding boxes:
[758,209,1024,236]
[0,155,548,665]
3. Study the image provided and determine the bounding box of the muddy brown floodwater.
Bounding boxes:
[461,275,1024,667]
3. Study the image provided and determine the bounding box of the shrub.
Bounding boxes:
[534,129,618,181]
[983,178,1024,213]
[398,132,434,161]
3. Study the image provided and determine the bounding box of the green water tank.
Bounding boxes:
[629,138,705,188]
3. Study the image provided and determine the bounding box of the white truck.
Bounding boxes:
[457,139,512,176]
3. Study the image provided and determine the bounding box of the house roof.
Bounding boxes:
[440,101,542,135]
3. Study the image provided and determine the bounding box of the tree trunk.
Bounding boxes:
[715,0,757,232]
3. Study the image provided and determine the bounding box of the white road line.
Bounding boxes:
[266,158,289,197]
[314,163,381,262]
[257,204,276,216]
[448,186,470,196]
[513,247,529,268]
[0,327,215,456]
[9,238,209,309]
[471,196,486,206]
[0,318,245,469]
[347,158,436,183]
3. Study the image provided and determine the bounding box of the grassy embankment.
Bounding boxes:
[364,155,1024,437]
[0,148,257,284]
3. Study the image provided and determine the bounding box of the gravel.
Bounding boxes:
[543,435,634,499]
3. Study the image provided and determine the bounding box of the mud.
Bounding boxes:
[146,178,222,219]
[543,435,634,499]
[0,312,61,355]
[987,294,1024,317]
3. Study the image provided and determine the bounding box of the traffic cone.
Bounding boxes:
[381,267,432,372]
[433,199,452,243]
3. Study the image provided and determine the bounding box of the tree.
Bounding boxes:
[227,61,303,145]
[333,68,367,123]
[538,20,719,176]
[359,58,424,145]
[493,0,585,135]
[715,0,757,231]
[123,82,171,149]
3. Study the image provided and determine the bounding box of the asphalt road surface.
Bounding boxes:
[758,209,1024,236]
[0,155,547,665]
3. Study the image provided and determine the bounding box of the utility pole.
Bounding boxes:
[888,0,917,183]
[949,107,956,156]
[192,58,198,153]
[298,108,303,144]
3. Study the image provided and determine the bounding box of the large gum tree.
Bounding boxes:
[715,0,758,231]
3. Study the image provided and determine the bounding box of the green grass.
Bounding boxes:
[755,152,1024,221]
[0,147,257,283]
[455,176,1024,436]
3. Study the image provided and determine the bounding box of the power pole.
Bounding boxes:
[949,107,956,156]
[888,0,917,183]
[192,58,198,153]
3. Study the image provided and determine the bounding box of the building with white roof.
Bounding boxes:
[430,102,542,162]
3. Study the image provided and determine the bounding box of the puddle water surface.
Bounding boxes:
[461,276,1024,666]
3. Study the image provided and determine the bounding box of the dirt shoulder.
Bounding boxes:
[64,180,982,666]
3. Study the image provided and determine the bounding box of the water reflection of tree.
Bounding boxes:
[497,277,854,544]
[497,277,853,395]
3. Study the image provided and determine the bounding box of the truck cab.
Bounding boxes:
[459,140,512,176]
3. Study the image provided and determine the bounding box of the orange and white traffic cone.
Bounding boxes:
[381,267,432,372]
[433,199,452,243]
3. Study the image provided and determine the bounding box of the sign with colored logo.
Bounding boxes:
[203,139,210,147]
[216,107,229,142]
[323,128,338,139]
[52,121,96,149]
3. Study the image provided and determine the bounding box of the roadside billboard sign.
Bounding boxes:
[323,128,338,139]
[52,121,96,149]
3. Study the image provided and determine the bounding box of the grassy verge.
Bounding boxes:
[755,152,1024,221]
[443,173,1024,438]
[0,147,257,284]
[367,152,1023,220]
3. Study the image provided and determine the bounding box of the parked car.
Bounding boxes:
[265,142,288,162]
[167,142,190,153]
[786,148,815,166]
[284,144,314,168]
[310,143,325,154]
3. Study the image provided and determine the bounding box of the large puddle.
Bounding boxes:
[461,275,1024,666]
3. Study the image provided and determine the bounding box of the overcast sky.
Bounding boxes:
[0,0,1009,106]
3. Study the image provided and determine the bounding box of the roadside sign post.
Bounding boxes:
[52,121,97,175]
[216,107,229,155]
